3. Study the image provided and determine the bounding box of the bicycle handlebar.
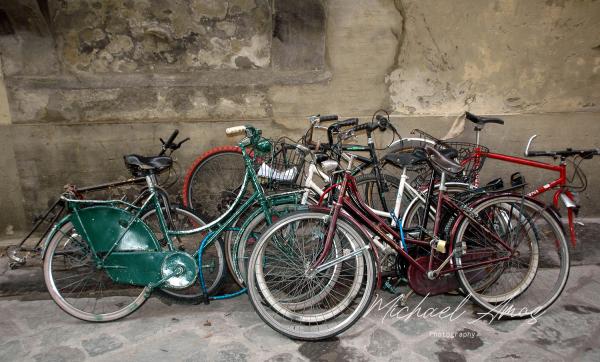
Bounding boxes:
[525,134,600,158]
[159,129,189,155]
[327,118,359,146]
[319,115,339,122]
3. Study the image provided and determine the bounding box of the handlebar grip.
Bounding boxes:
[335,118,359,127]
[319,115,339,122]
[226,126,247,135]
[353,123,371,132]
[526,150,551,157]
[165,129,179,145]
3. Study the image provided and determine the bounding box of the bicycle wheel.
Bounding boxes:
[247,211,376,341]
[229,203,303,286]
[453,195,569,318]
[354,173,401,213]
[43,220,149,321]
[141,206,226,302]
[182,146,247,223]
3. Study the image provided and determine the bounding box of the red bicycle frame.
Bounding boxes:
[469,148,578,245]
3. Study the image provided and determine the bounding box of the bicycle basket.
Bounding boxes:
[438,142,489,184]
[252,141,306,190]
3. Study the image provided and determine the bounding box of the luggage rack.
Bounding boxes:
[6,177,146,268]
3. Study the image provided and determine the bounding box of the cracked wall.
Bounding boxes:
[387,0,600,115]
[0,0,600,231]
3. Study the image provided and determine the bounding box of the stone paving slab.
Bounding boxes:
[1,264,599,362]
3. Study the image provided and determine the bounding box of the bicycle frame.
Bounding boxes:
[312,166,515,284]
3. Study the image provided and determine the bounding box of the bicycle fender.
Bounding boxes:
[40,214,73,260]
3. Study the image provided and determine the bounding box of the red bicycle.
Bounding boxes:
[460,112,599,245]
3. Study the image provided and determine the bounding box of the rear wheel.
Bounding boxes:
[43,220,149,321]
[182,147,247,223]
[454,196,569,318]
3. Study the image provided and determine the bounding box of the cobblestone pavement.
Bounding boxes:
[1,223,600,361]
[0,263,599,361]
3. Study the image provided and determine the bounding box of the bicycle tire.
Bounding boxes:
[453,195,569,319]
[182,146,246,223]
[247,210,377,341]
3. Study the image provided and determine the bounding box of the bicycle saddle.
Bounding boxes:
[124,154,172,175]
[465,111,504,127]
[423,146,464,176]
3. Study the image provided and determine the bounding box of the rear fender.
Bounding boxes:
[41,214,73,260]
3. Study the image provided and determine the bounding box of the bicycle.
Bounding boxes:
[246,124,570,340]
[42,125,318,320]
[8,130,189,269]
[448,111,599,245]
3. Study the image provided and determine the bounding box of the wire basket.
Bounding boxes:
[252,141,307,190]
[439,142,489,184]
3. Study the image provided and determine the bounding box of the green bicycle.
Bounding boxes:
[42,126,310,320]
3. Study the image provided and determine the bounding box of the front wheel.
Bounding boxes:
[453,195,569,318]
[43,220,149,321]
[247,210,376,341]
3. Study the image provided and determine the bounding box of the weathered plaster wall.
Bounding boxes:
[387,0,600,115]
[0,0,599,233]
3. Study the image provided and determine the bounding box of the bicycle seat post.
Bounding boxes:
[474,126,482,147]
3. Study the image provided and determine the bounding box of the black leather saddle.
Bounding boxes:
[384,147,458,169]
[124,155,172,176]
[465,111,504,129]
[423,146,464,176]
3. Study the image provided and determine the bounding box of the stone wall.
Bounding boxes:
[1,0,599,233]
